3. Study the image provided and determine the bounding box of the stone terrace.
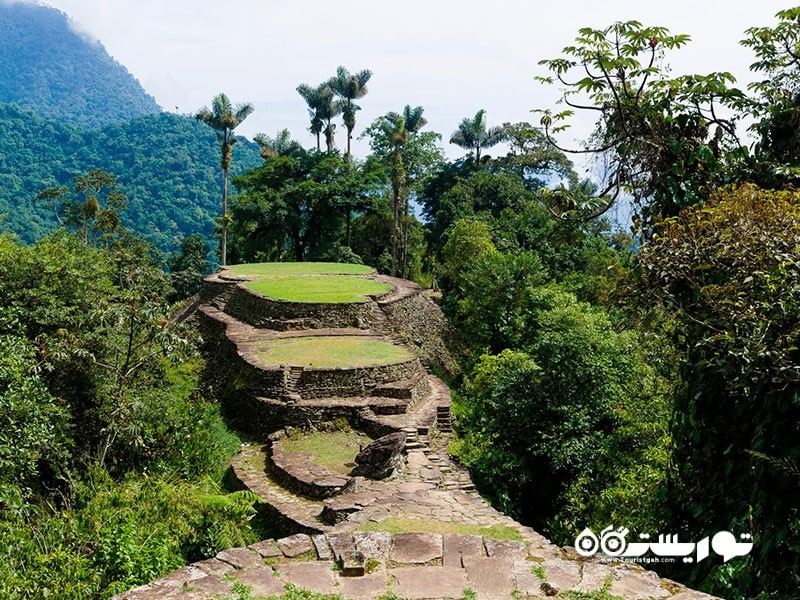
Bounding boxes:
[118,265,718,599]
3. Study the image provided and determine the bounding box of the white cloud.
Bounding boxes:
[27,0,794,158]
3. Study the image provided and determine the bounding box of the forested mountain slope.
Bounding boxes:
[0,104,262,254]
[0,1,159,128]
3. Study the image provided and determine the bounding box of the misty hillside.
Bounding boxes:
[0,1,160,128]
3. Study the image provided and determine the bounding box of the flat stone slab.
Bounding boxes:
[191,558,234,577]
[609,564,672,599]
[233,567,286,595]
[277,561,337,595]
[327,533,356,561]
[463,556,516,599]
[391,533,443,564]
[484,538,528,560]
[354,531,392,561]
[249,539,282,558]
[150,565,206,587]
[443,533,485,568]
[390,566,469,599]
[311,534,333,560]
[538,558,581,592]
[215,547,261,569]
[338,572,390,600]
[278,533,314,558]
[184,575,231,596]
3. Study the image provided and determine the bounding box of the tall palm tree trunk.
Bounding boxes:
[221,167,228,266]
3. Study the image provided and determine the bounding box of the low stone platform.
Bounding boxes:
[115,532,718,600]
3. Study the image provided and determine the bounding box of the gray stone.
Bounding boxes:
[277,561,338,595]
[338,572,390,600]
[353,531,392,561]
[485,538,528,560]
[185,574,231,595]
[150,565,206,587]
[249,539,282,558]
[312,534,333,560]
[353,432,406,479]
[215,547,262,569]
[327,533,356,561]
[464,556,517,599]
[540,559,581,591]
[609,564,672,599]
[278,533,314,558]
[233,567,285,595]
[191,557,234,577]
[573,561,615,593]
[390,566,470,599]
[341,550,366,576]
[391,533,443,564]
[443,533,485,568]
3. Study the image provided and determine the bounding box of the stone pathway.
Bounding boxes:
[116,532,719,600]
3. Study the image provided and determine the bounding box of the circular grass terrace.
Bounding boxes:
[279,428,372,475]
[226,262,375,277]
[243,275,390,303]
[253,335,413,368]
[225,262,390,303]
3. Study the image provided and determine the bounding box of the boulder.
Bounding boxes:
[352,432,406,479]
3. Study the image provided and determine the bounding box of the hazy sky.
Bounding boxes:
[28,0,795,158]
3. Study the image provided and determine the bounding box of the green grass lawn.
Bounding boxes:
[227,262,375,277]
[254,336,412,368]
[280,429,373,474]
[244,275,390,303]
[356,516,524,540]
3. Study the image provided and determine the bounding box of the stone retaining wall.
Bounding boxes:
[380,291,460,377]
[223,397,401,439]
[269,440,355,499]
[291,359,424,400]
[225,285,383,331]
[199,306,427,401]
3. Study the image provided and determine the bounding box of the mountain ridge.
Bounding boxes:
[0,1,160,129]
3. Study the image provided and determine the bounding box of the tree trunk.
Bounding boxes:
[221,167,228,266]
[346,206,352,249]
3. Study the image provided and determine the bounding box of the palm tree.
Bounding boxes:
[253,129,302,159]
[195,93,254,266]
[378,105,427,277]
[297,82,341,154]
[449,109,506,161]
[329,66,372,161]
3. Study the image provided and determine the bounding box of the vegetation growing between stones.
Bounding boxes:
[356,517,524,540]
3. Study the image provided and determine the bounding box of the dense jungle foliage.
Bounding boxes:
[4,3,800,599]
[0,105,261,256]
[0,229,263,598]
